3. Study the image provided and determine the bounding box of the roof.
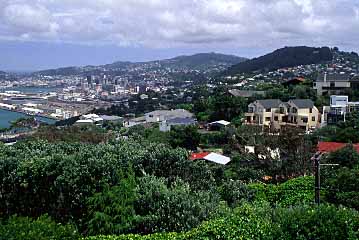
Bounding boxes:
[317,142,359,153]
[209,120,231,126]
[82,114,100,119]
[167,117,196,125]
[76,119,94,124]
[190,152,210,160]
[289,99,314,108]
[256,99,282,109]
[189,152,231,165]
[283,77,306,85]
[204,153,231,165]
[316,73,350,82]
[229,89,265,98]
[146,109,193,119]
[99,115,123,121]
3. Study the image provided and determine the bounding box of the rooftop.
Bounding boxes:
[289,99,314,108]
[316,73,351,82]
[256,99,282,109]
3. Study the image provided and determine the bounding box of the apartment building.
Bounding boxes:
[245,99,320,131]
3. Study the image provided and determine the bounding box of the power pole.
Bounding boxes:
[312,152,321,205]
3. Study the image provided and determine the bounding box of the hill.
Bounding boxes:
[34,53,247,76]
[157,53,247,70]
[224,46,333,75]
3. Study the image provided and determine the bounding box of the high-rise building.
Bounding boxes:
[86,76,93,84]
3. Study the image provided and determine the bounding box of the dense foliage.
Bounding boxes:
[85,204,359,240]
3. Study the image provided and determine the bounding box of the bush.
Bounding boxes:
[0,215,79,240]
[85,203,359,240]
[218,180,255,207]
[277,176,314,206]
[134,176,221,234]
[272,204,359,240]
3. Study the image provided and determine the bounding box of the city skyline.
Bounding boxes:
[0,0,358,70]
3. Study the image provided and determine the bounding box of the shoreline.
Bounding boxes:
[0,107,58,122]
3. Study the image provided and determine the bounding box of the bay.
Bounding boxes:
[0,109,56,129]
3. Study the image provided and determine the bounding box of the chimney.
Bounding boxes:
[324,72,327,83]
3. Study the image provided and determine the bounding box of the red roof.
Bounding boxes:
[317,142,359,153]
[190,152,210,160]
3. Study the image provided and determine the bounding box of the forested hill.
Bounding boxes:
[156,53,247,70]
[34,53,247,76]
[224,46,333,75]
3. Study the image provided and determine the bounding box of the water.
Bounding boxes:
[0,109,56,129]
[0,86,62,94]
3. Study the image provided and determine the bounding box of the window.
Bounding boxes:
[280,107,285,114]
[292,108,297,113]
[312,116,316,121]
[274,116,279,121]
[302,117,308,123]
[253,116,256,121]
[330,82,335,88]
[266,108,271,112]
[248,107,254,113]
[313,82,317,87]
[309,108,312,113]
[265,117,271,121]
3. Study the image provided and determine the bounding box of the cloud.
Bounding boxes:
[0,0,358,49]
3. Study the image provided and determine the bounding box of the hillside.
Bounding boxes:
[157,53,247,70]
[34,53,247,76]
[224,46,333,75]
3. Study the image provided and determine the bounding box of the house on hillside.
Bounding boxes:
[125,109,195,128]
[313,73,359,96]
[245,99,320,131]
[159,117,197,132]
[282,77,306,87]
[145,109,193,123]
[207,120,231,131]
[245,99,282,126]
[322,95,359,126]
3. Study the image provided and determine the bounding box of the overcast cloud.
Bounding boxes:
[0,0,358,49]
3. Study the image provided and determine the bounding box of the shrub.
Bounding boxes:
[0,215,79,240]
[277,176,314,206]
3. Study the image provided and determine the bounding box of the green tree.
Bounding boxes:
[86,167,137,235]
[169,125,200,150]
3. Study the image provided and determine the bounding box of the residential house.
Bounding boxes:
[145,109,193,123]
[125,109,194,128]
[159,117,197,132]
[322,95,359,125]
[245,99,320,131]
[245,99,282,126]
[313,73,359,96]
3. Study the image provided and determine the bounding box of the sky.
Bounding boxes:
[0,0,358,71]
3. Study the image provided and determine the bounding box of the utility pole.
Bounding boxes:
[312,152,339,205]
[312,152,321,205]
